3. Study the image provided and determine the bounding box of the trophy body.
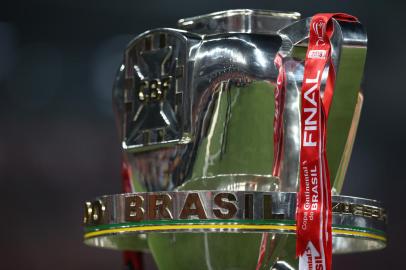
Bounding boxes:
[83,10,386,270]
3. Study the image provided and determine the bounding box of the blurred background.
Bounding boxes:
[0,0,404,269]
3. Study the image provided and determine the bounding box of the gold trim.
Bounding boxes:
[333,228,386,242]
[84,224,386,242]
[85,224,295,238]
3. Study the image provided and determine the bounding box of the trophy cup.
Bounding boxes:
[83,10,387,270]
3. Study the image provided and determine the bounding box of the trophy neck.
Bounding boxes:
[180,80,280,192]
[177,9,300,35]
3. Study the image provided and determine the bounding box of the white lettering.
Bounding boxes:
[303,70,322,148]
[304,131,316,147]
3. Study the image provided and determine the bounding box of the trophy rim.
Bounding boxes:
[178,9,301,23]
[177,9,301,35]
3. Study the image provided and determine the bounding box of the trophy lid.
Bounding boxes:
[177,9,301,35]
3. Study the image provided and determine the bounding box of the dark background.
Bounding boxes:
[0,0,404,269]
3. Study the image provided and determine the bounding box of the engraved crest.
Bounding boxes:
[119,31,189,151]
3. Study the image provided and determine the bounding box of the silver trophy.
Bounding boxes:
[83,10,386,269]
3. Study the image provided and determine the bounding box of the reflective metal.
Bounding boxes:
[178,9,300,35]
[100,9,373,270]
[113,10,366,194]
[83,191,387,255]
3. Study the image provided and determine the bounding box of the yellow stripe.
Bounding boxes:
[84,224,386,242]
[333,229,386,242]
[84,224,295,238]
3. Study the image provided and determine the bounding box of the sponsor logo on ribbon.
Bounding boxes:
[307,50,327,59]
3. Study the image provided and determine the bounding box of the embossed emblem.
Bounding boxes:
[120,32,189,151]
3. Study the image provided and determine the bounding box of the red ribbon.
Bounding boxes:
[255,53,286,270]
[296,13,358,270]
[272,53,285,177]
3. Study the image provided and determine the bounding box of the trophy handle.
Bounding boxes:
[277,18,367,192]
[333,91,363,193]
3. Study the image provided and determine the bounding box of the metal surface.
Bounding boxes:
[83,191,387,255]
[178,9,300,35]
[101,9,372,270]
[113,10,367,194]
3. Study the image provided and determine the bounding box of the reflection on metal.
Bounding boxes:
[83,192,387,226]
[83,9,380,270]
[113,9,367,195]
[83,191,387,255]
[178,9,300,35]
[272,261,296,270]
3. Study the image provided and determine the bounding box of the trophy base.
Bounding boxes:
[83,191,386,269]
